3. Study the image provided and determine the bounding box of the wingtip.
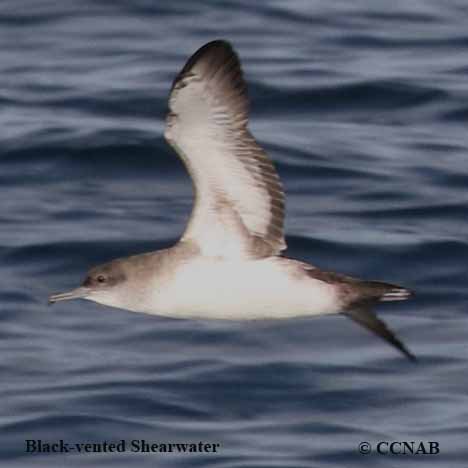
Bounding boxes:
[408,353,418,363]
[201,39,233,50]
[179,39,235,69]
[344,306,416,363]
[400,345,418,362]
[170,39,239,94]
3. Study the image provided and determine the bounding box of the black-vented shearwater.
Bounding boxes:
[49,40,415,360]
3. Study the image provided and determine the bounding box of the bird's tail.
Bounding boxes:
[359,280,414,303]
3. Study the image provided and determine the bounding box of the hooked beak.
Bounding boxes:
[49,287,90,304]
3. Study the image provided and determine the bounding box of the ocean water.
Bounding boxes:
[1,0,468,466]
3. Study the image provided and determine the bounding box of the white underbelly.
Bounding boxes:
[149,257,339,320]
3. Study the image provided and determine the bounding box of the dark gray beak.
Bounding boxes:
[49,287,90,304]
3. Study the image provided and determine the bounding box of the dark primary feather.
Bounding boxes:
[344,306,416,361]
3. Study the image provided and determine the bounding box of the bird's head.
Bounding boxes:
[49,260,127,307]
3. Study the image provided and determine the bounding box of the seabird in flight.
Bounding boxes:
[49,40,415,361]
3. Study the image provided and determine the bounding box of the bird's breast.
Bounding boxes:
[143,256,340,320]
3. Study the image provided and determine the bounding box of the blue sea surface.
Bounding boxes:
[1,1,467,467]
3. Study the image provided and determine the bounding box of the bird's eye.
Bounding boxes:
[97,275,106,283]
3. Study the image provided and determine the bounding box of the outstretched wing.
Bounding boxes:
[164,40,286,258]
